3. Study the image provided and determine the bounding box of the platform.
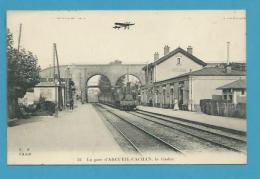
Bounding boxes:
[137,106,246,133]
[7,104,123,164]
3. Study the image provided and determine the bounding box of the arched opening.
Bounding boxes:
[117,74,142,86]
[86,75,111,103]
[115,74,142,103]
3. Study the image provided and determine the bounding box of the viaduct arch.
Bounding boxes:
[40,63,145,102]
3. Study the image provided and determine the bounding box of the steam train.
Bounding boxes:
[98,83,137,111]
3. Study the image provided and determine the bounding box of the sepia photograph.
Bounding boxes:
[7,10,246,165]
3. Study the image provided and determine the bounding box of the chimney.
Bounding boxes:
[154,52,159,61]
[226,41,230,65]
[225,42,232,73]
[164,45,170,56]
[187,45,193,54]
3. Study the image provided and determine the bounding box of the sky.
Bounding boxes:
[7,10,246,69]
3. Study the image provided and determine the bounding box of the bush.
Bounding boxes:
[26,104,38,113]
[17,104,32,119]
[34,100,56,115]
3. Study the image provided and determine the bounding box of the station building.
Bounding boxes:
[140,45,246,111]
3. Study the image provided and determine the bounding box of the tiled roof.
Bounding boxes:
[156,47,207,66]
[155,67,246,84]
[143,47,207,70]
[217,79,246,90]
[181,67,245,77]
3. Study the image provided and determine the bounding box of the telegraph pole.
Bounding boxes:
[227,41,230,65]
[126,65,129,83]
[54,43,62,110]
[145,61,149,105]
[14,23,22,116]
[53,43,58,117]
[17,24,22,52]
[126,65,130,94]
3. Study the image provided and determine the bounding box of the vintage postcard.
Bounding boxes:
[7,10,246,165]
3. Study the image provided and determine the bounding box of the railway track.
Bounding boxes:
[136,110,246,137]
[98,103,246,153]
[95,104,183,155]
[127,110,246,153]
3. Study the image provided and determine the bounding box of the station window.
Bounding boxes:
[177,57,181,65]
[241,89,245,95]
[223,95,227,100]
[163,89,166,95]
[229,95,233,101]
[170,88,174,95]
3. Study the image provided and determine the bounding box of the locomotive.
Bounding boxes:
[98,82,137,111]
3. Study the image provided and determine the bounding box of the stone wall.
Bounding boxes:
[40,64,145,102]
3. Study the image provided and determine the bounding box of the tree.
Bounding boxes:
[7,29,41,118]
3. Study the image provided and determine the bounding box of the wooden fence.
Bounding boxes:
[200,99,246,118]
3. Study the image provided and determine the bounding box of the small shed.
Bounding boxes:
[217,79,246,104]
[19,81,65,108]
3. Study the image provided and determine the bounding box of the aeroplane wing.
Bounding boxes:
[113,22,135,30]
[115,23,127,27]
[115,22,135,27]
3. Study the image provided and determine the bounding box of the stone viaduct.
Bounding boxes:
[40,63,145,102]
